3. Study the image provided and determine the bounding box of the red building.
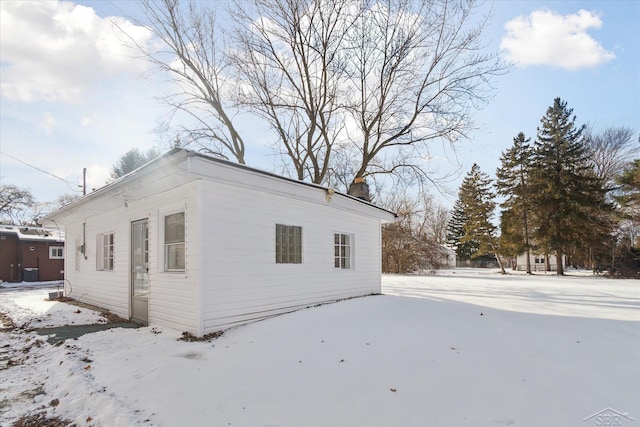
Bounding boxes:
[0,225,64,283]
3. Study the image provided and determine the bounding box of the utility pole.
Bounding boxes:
[83,167,87,195]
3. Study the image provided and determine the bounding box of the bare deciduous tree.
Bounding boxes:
[423,195,450,245]
[127,0,506,189]
[584,126,638,190]
[231,0,355,183]
[341,0,508,183]
[52,193,82,209]
[381,190,450,273]
[133,0,246,163]
[0,185,36,225]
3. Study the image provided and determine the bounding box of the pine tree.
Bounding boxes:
[111,148,162,180]
[499,208,525,268]
[452,164,505,273]
[616,159,640,216]
[530,98,609,275]
[614,159,640,272]
[447,198,477,263]
[496,132,534,273]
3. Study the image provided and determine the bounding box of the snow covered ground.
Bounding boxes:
[0,270,638,427]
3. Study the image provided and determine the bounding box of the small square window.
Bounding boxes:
[49,246,64,259]
[275,224,302,264]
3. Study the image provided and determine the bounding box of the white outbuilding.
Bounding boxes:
[44,149,395,336]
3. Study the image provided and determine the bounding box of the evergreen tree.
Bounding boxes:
[447,198,477,263]
[111,148,162,180]
[499,208,525,268]
[614,159,640,265]
[616,159,640,216]
[451,164,505,273]
[496,132,534,273]
[530,98,610,275]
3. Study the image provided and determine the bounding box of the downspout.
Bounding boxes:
[377,221,383,293]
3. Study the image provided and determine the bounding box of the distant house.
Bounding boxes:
[515,252,566,272]
[456,254,499,268]
[439,245,457,268]
[0,225,65,283]
[44,149,396,336]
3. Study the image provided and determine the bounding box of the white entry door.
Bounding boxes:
[131,219,149,324]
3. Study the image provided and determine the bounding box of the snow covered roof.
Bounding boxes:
[0,225,64,242]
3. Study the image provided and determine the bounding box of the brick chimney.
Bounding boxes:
[347,177,370,202]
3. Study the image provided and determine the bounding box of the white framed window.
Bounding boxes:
[96,233,114,271]
[334,233,354,269]
[164,212,185,271]
[275,224,302,264]
[49,246,64,259]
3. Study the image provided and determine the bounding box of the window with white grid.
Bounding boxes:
[334,233,353,269]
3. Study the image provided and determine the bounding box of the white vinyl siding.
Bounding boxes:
[74,237,81,271]
[199,178,387,333]
[49,152,393,336]
[57,181,201,332]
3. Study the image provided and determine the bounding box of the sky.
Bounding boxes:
[1,0,638,208]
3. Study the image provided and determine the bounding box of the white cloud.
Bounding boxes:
[0,0,153,102]
[86,164,112,191]
[500,9,615,71]
[42,112,56,135]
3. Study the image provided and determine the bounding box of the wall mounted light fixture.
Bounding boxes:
[326,188,335,202]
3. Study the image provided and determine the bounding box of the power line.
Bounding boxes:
[0,151,83,193]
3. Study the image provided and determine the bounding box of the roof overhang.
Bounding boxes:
[44,148,397,223]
